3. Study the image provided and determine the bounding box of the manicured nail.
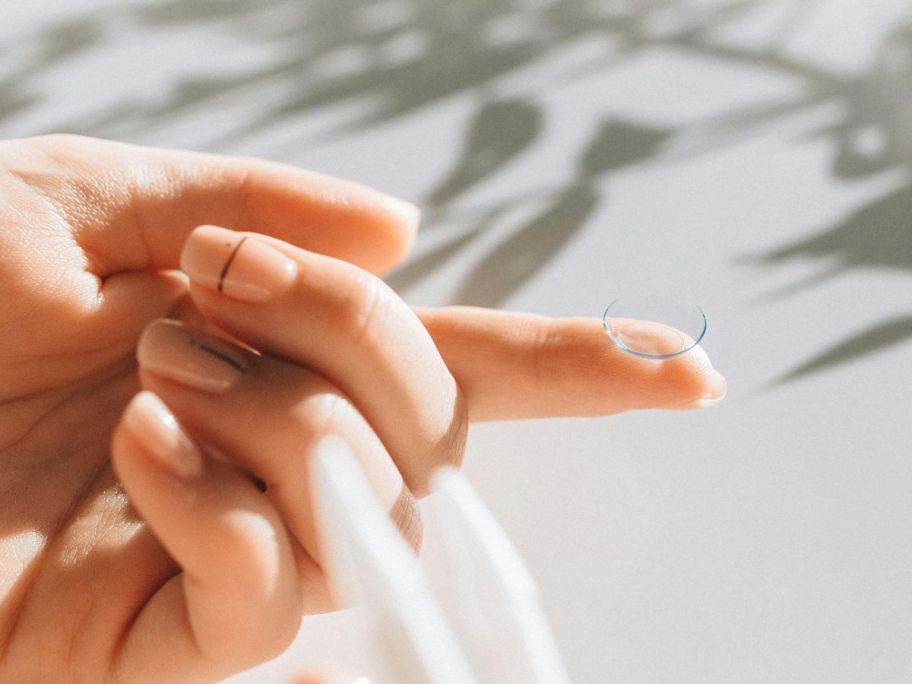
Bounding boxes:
[123,391,203,478]
[697,371,727,407]
[181,225,298,303]
[138,319,247,394]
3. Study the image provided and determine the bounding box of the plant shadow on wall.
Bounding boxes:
[0,0,748,304]
[1,0,720,145]
[387,110,674,308]
[2,0,911,381]
[729,16,912,385]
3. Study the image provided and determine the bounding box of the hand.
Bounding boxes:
[0,133,419,683]
[0,135,725,683]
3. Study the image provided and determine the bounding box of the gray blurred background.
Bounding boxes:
[4,1,911,681]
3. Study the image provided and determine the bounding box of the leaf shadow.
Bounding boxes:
[771,316,912,385]
[756,182,912,274]
[426,97,543,209]
[448,118,674,307]
[451,184,599,307]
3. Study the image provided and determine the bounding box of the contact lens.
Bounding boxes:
[603,294,706,359]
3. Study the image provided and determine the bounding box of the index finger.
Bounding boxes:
[416,306,727,422]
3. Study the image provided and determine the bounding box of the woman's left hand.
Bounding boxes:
[0,135,724,683]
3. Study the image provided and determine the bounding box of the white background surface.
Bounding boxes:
[4,1,911,681]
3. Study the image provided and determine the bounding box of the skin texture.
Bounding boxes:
[0,135,725,683]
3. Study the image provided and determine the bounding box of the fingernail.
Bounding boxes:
[697,371,727,407]
[138,319,247,394]
[123,391,203,478]
[181,225,298,303]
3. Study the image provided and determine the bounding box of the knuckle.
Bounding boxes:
[415,389,469,495]
[292,390,349,441]
[190,513,301,664]
[336,269,390,353]
[389,485,424,552]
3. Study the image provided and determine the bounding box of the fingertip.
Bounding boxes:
[392,197,421,245]
[118,390,204,479]
[661,355,726,410]
[243,161,421,274]
[370,196,420,273]
[698,370,727,406]
[684,369,727,409]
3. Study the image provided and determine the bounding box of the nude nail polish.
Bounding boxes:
[123,391,203,478]
[138,319,248,393]
[180,225,298,303]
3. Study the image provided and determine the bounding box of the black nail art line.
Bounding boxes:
[188,338,246,373]
[217,236,248,292]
